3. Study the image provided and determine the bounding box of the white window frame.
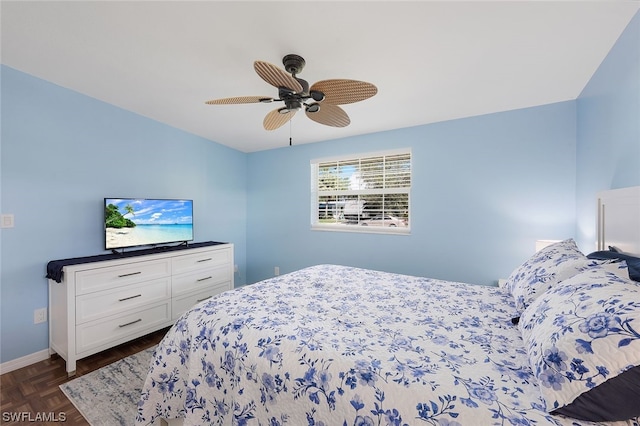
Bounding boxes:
[310,148,411,235]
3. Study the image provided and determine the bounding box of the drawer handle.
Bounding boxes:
[118,318,142,328]
[118,294,142,302]
[197,276,213,282]
[197,258,212,263]
[118,271,142,278]
[197,296,212,302]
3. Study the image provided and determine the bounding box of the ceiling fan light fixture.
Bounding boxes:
[277,107,291,114]
[310,90,325,102]
[305,103,320,113]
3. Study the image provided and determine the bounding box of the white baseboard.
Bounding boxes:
[0,349,50,375]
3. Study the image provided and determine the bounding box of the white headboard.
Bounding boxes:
[597,186,640,255]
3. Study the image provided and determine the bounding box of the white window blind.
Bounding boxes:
[311,149,411,233]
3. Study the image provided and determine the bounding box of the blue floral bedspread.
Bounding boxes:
[136,265,636,426]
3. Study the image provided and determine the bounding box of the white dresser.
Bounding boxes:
[48,242,233,375]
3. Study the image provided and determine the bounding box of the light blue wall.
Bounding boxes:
[246,101,578,285]
[0,66,247,363]
[575,10,640,250]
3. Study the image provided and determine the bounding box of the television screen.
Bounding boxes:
[105,198,193,250]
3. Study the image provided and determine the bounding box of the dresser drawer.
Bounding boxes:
[76,278,171,325]
[76,302,171,355]
[172,265,230,297]
[172,285,229,320]
[75,259,171,295]
[172,249,231,275]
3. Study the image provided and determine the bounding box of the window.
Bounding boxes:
[311,149,411,234]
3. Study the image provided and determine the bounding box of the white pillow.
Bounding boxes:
[505,239,595,314]
[600,260,630,280]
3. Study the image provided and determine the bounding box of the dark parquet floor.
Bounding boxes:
[0,327,169,425]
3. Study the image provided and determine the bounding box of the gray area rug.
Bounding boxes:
[60,346,156,426]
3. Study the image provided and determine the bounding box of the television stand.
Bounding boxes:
[48,242,234,376]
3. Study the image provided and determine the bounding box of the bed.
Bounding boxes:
[136,188,640,426]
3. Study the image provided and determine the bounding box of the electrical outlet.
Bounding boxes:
[34,308,47,324]
[274,266,280,276]
[234,264,238,273]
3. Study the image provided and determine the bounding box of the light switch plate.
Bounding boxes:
[1,214,14,228]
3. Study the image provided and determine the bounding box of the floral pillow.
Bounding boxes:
[519,266,640,421]
[505,238,597,314]
[600,260,629,280]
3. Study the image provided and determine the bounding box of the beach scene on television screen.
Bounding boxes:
[105,199,193,249]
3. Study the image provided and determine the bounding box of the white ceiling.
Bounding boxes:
[2,1,639,153]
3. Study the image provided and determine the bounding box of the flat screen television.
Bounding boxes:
[104,198,193,251]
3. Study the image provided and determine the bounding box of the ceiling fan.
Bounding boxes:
[206,54,378,131]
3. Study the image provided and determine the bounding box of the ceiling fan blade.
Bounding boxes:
[205,96,274,105]
[310,79,378,105]
[254,61,303,93]
[263,108,297,131]
[305,103,350,127]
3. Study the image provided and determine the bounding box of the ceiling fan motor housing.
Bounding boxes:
[281,99,302,112]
